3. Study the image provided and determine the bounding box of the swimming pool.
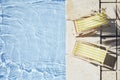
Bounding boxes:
[0,0,65,80]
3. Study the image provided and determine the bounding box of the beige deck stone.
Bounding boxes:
[66,0,99,20]
[66,54,100,80]
[117,3,120,16]
[66,21,76,54]
[118,56,120,70]
[101,3,116,19]
[118,71,120,80]
[102,71,116,80]
[101,0,116,2]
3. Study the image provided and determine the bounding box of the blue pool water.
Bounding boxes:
[0,0,65,80]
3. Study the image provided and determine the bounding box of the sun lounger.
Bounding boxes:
[73,11,108,36]
[73,40,116,69]
[73,40,106,65]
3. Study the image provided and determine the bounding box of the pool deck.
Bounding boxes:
[66,0,120,80]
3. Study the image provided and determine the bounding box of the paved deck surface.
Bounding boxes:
[66,0,120,80]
